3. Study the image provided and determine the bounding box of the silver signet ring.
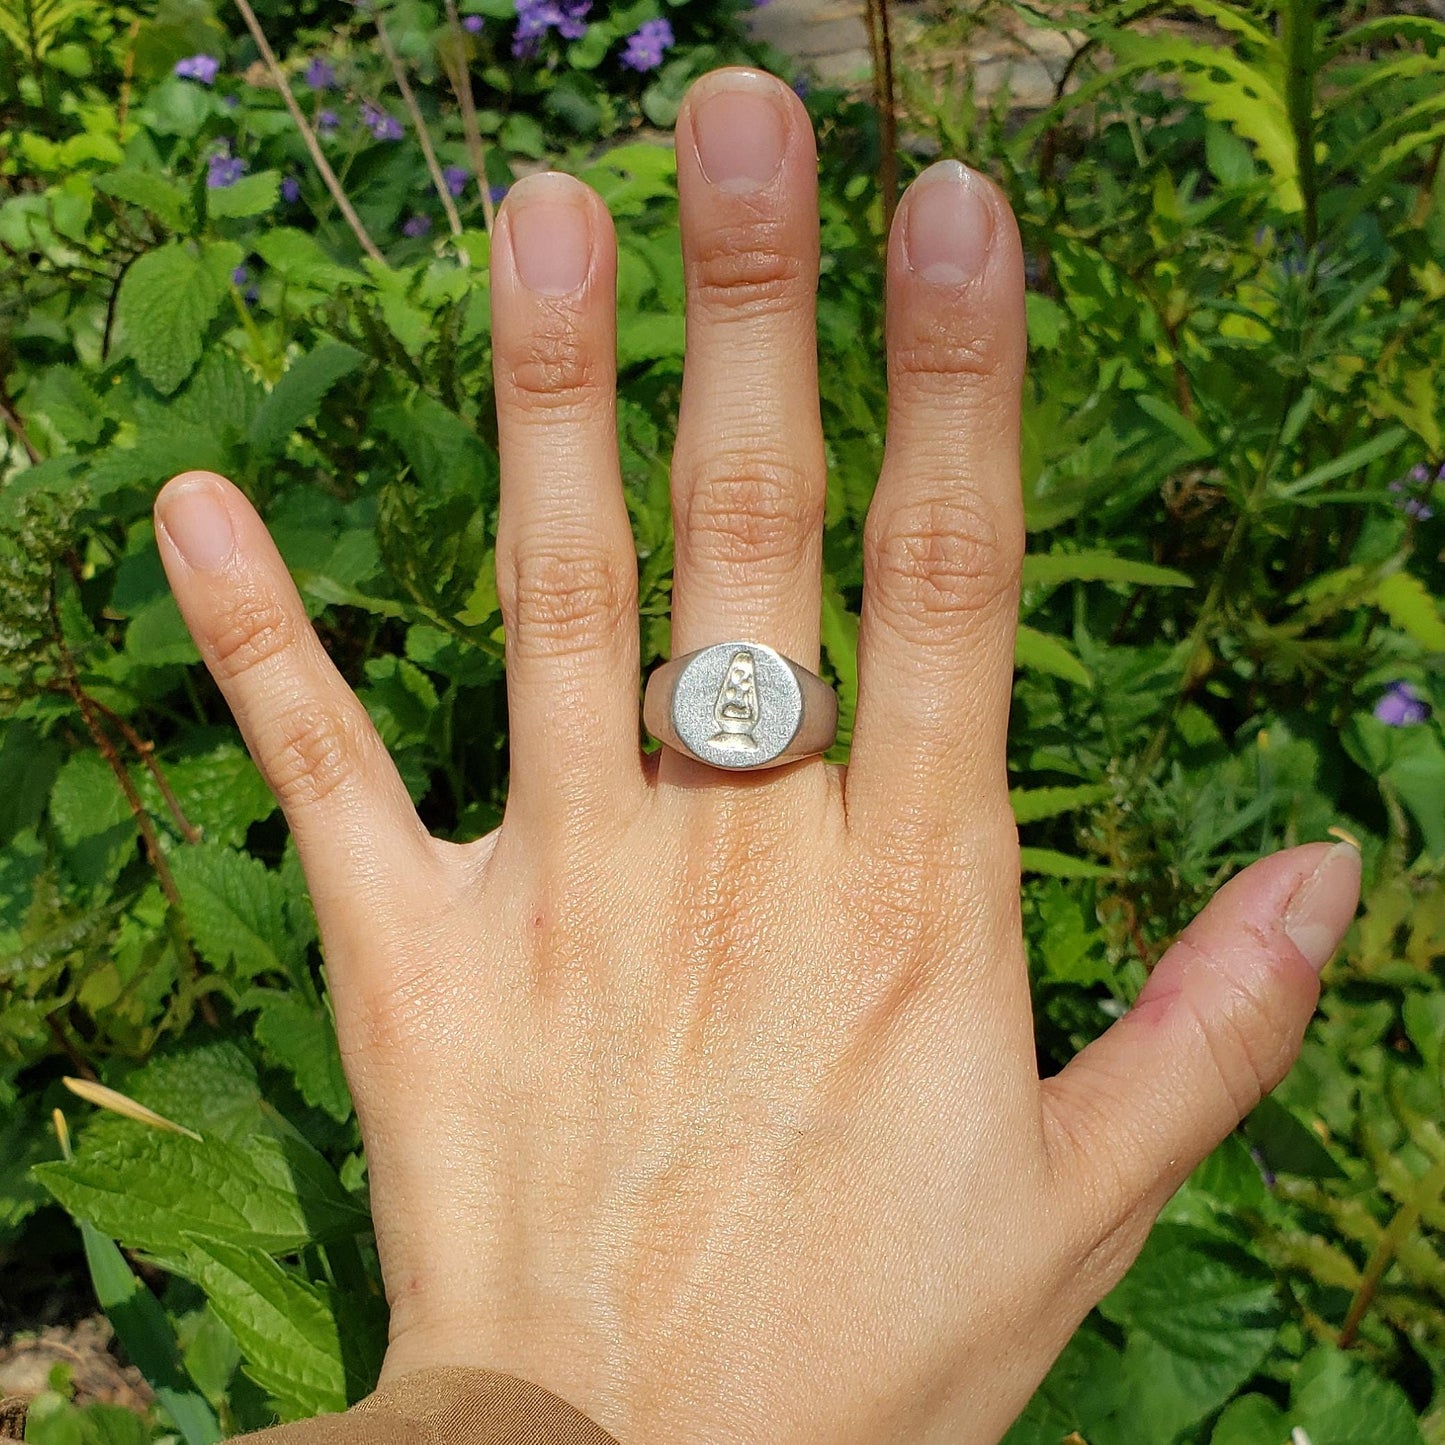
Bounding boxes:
[643,641,838,771]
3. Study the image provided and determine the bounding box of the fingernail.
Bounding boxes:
[1283,842,1362,972]
[690,71,788,192]
[904,160,994,284]
[507,174,592,295]
[158,475,235,572]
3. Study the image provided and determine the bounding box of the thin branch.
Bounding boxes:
[85,693,202,843]
[374,8,464,239]
[0,378,38,463]
[230,0,386,265]
[442,0,495,232]
[48,593,218,1028]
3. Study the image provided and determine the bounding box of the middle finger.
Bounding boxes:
[667,68,825,674]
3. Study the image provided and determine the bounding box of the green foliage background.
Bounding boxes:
[3,0,1445,1439]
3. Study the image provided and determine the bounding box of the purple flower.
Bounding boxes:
[231,264,249,286]
[231,264,259,304]
[402,213,433,237]
[462,13,484,30]
[1406,498,1435,520]
[443,165,470,197]
[317,108,340,135]
[489,182,510,204]
[620,17,673,71]
[303,57,336,90]
[1375,681,1431,727]
[362,103,404,140]
[1410,463,1432,484]
[280,175,302,203]
[511,0,591,56]
[207,152,247,188]
[174,54,220,84]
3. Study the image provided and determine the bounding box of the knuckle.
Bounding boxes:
[1175,933,1289,1117]
[680,453,821,569]
[208,591,296,682]
[892,333,995,385]
[864,493,1022,631]
[263,700,364,810]
[503,316,604,412]
[688,223,807,315]
[502,542,634,659]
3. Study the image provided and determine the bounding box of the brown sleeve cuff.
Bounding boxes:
[233,1367,620,1445]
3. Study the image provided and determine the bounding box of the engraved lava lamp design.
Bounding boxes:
[709,649,761,751]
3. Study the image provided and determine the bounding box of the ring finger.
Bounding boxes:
[666,68,825,685]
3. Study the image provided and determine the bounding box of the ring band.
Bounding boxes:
[644,641,838,771]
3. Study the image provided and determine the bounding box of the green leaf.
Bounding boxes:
[1100,1224,1283,1440]
[80,1221,222,1445]
[95,169,191,232]
[182,1237,350,1420]
[1010,783,1112,825]
[1289,1345,1423,1445]
[1211,1393,1288,1444]
[0,720,62,848]
[245,990,353,1123]
[206,170,280,221]
[1018,847,1110,879]
[136,744,277,848]
[249,343,365,457]
[1273,425,1409,498]
[820,572,859,754]
[616,312,686,367]
[1369,571,1445,653]
[252,228,357,289]
[1014,625,1092,686]
[169,842,314,985]
[1023,552,1194,589]
[35,1119,364,1259]
[115,241,223,394]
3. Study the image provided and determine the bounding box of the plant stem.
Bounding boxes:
[1339,1151,1445,1347]
[1280,0,1320,250]
[84,694,201,843]
[47,594,217,1028]
[230,0,386,265]
[442,0,495,232]
[373,8,464,240]
[864,0,900,234]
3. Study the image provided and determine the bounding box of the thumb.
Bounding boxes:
[1040,841,1361,1283]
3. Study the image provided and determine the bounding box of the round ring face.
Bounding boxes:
[669,642,804,769]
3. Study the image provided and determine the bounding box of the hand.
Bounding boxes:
[155,66,1360,1445]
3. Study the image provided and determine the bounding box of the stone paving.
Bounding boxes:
[748,0,1083,110]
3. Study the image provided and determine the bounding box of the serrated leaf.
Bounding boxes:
[252,228,357,289]
[115,242,222,394]
[136,743,276,848]
[1370,571,1445,653]
[1100,1224,1282,1439]
[1010,783,1112,825]
[1022,552,1194,589]
[249,343,364,456]
[245,990,352,1123]
[207,169,280,221]
[169,842,313,985]
[95,169,191,232]
[49,750,131,847]
[34,1120,363,1258]
[1290,1345,1423,1445]
[182,1237,349,1419]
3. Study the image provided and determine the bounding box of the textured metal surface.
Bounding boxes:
[644,641,836,770]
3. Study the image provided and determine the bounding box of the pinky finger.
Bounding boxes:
[1039,841,1361,1286]
[155,472,437,912]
